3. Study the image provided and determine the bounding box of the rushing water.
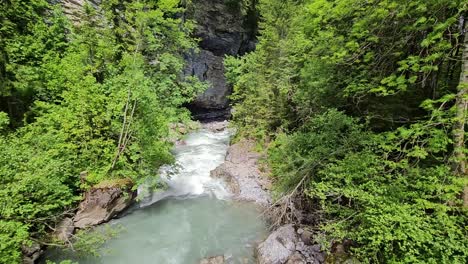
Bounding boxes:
[44,126,268,264]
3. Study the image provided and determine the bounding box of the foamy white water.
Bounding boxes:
[44,124,268,264]
[138,127,232,207]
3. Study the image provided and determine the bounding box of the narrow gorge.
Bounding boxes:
[2,1,466,263]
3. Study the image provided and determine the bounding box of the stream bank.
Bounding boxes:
[41,121,269,264]
[208,136,327,264]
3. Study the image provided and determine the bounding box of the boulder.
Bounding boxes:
[201,120,229,132]
[257,225,326,264]
[210,140,271,206]
[256,225,298,264]
[74,183,135,229]
[199,255,225,264]
[286,252,306,264]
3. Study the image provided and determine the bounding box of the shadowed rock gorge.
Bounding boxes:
[184,0,257,119]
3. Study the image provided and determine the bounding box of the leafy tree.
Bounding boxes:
[227,0,468,262]
[0,0,204,262]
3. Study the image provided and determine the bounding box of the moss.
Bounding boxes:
[93,178,134,189]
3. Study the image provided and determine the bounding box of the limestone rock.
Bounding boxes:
[210,140,271,206]
[74,184,135,229]
[256,225,298,264]
[187,0,256,56]
[201,120,229,132]
[286,252,306,264]
[185,0,257,111]
[199,255,225,264]
[185,50,230,109]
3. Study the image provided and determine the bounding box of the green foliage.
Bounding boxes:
[267,111,467,263]
[229,0,468,262]
[0,0,203,262]
[268,110,366,193]
[0,112,9,131]
[70,225,123,257]
[0,221,29,264]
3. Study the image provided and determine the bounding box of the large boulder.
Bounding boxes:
[256,225,326,264]
[256,225,298,264]
[74,181,135,229]
[210,140,271,206]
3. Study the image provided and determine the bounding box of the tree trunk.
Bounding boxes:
[454,16,467,207]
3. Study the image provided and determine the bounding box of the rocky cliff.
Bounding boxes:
[185,0,257,114]
[56,0,257,117]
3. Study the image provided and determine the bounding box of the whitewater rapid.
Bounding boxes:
[44,124,268,264]
[138,127,232,206]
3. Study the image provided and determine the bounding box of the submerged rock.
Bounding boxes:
[199,255,225,264]
[210,139,271,206]
[74,180,135,229]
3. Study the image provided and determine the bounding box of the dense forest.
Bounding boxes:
[0,0,205,262]
[0,0,467,263]
[227,0,468,263]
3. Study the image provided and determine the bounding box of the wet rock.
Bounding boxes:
[256,225,298,264]
[286,252,306,264]
[53,217,74,242]
[211,165,240,194]
[74,181,135,229]
[202,120,229,132]
[22,242,43,264]
[199,255,225,264]
[210,140,271,206]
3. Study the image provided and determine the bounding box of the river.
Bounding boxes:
[44,124,268,264]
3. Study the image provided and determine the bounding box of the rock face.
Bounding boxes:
[185,50,230,109]
[210,139,271,206]
[186,0,257,111]
[74,186,135,229]
[187,0,256,56]
[256,225,326,264]
[55,0,102,23]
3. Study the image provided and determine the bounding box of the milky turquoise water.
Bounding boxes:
[43,127,268,264]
